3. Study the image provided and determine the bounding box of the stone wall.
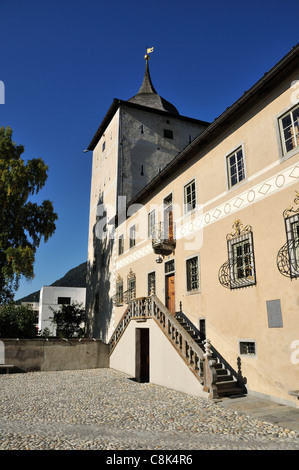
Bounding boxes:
[0,338,109,372]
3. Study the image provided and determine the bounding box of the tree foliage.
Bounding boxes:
[0,127,58,303]
[0,304,38,338]
[50,302,85,338]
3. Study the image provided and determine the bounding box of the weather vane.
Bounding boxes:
[145,46,154,60]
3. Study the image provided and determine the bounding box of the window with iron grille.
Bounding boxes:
[186,256,199,291]
[184,180,196,213]
[226,147,246,188]
[127,271,136,301]
[239,341,256,356]
[148,271,156,295]
[228,232,256,288]
[279,104,299,156]
[115,276,123,306]
[285,214,299,277]
[165,259,175,274]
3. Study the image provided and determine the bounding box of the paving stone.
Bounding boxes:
[0,368,298,450]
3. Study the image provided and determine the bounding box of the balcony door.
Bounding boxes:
[163,193,173,240]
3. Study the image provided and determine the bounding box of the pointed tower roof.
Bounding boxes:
[128,54,179,115]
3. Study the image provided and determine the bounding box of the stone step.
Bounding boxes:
[213,362,224,369]
[216,374,233,382]
[216,379,238,389]
[217,386,246,397]
[216,369,229,377]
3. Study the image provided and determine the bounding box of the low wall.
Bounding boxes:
[0,338,109,372]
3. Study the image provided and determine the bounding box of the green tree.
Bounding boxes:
[0,304,38,338]
[50,302,85,338]
[0,127,58,303]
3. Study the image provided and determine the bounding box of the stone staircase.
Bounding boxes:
[109,294,246,400]
[175,314,246,398]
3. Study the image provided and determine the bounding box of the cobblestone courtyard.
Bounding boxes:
[0,368,298,451]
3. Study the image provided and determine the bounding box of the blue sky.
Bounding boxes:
[0,0,298,300]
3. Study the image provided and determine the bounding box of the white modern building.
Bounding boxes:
[38,286,86,335]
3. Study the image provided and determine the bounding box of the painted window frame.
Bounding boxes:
[129,225,136,249]
[148,209,156,238]
[239,340,257,357]
[226,145,246,190]
[127,270,136,301]
[118,234,124,255]
[278,103,299,158]
[186,254,200,293]
[115,276,124,306]
[147,271,156,296]
[228,231,256,289]
[184,178,196,214]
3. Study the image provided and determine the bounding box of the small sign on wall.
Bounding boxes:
[266,299,283,328]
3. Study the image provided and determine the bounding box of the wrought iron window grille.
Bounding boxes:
[186,256,200,291]
[125,269,136,303]
[148,271,156,296]
[219,219,256,289]
[277,191,299,279]
[239,341,256,356]
[113,275,124,306]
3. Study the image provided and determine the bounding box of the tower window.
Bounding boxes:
[164,129,173,139]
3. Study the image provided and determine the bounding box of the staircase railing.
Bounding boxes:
[109,294,220,395]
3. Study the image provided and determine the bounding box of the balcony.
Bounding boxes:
[151,222,176,256]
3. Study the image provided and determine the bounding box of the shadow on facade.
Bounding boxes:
[86,193,114,342]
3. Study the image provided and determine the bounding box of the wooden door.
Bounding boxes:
[135,328,149,383]
[166,273,175,314]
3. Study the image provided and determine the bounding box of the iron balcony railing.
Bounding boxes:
[151,221,176,256]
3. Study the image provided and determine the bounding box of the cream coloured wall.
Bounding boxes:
[109,318,209,398]
[112,71,299,406]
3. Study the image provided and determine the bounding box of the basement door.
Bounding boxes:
[165,273,175,314]
[135,328,150,383]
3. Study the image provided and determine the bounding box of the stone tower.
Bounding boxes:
[86,53,209,340]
